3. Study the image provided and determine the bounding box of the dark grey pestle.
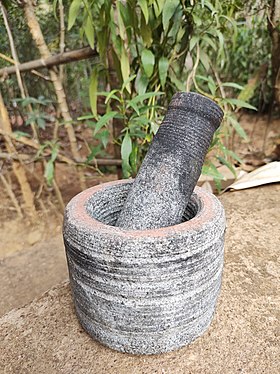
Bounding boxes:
[116,92,224,230]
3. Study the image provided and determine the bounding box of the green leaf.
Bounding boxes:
[97,91,121,103]
[226,150,242,164]
[153,0,165,17]
[201,35,217,51]
[128,92,163,106]
[44,160,54,186]
[222,82,244,90]
[192,14,202,27]
[95,129,110,148]
[216,156,236,177]
[126,100,140,115]
[225,99,257,110]
[135,70,149,94]
[219,15,238,46]
[169,70,185,90]
[121,74,137,93]
[162,0,179,31]
[84,15,95,48]
[140,17,152,47]
[200,49,210,71]
[158,57,169,88]
[104,89,119,104]
[87,145,102,162]
[141,49,155,78]
[120,46,131,92]
[53,0,58,20]
[138,0,149,24]
[207,75,216,96]
[227,116,248,140]
[51,144,59,162]
[68,0,82,30]
[37,117,46,129]
[214,178,222,193]
[202,163,224,180]
[117,2,126,40]
[204,1,216,15]
[216,30,224,58]
[121,131,132,165]
[94,111,118,136]
[89,67,99,118]
[189,36,199,52]
[77,114,95,120]
[150,121,159,135]
[13,131,31,138]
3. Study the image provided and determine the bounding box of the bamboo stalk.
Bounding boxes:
[23,0,86,189]
[23,1,85,192]
[0,90,36,217]
[0,101,36,218]
[58,0,65,82]
[0,1,38,138]
[0,47,97,77]
[0,2,25,97]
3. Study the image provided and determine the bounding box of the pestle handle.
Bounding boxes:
[116,92,223,230]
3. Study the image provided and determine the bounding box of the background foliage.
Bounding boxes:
[0,0,278,215]
[69,0,265,183]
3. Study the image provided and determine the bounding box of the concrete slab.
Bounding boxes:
[1,185,280,374]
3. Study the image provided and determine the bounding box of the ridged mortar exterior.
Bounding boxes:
[116,92,224,230]
[63,179,226,355]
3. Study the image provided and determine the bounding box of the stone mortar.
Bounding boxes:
[116,92,224,230]
[63,179,226,355]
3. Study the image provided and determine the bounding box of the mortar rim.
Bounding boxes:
[66,179,220,238]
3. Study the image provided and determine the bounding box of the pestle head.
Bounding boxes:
[168,92,223,129]
[116,92,224,230]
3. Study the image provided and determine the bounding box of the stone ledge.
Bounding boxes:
[1,186,280,374]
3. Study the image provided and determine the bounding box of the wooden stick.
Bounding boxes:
[0,2,38,138]
[0,47,98,77]
[0,54,51,80]
[0,173,23,217]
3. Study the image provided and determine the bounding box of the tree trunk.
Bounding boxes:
[0,90,36,217]
[269,0,280,106]
[23,0,81,163]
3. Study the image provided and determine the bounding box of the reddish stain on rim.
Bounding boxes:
[67,179,218,238]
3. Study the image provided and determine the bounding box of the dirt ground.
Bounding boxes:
[0,183,279,374]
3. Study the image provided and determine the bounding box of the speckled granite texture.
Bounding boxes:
[116,92,223,230]
[63,179,226,355]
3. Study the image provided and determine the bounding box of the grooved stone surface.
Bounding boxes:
[63,180,226,354]
[1,185,279,373]
[116,92,223,230]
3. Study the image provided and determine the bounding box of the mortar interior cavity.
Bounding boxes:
[85,182,200,229]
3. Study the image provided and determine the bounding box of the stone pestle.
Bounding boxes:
[116,92,224,230]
